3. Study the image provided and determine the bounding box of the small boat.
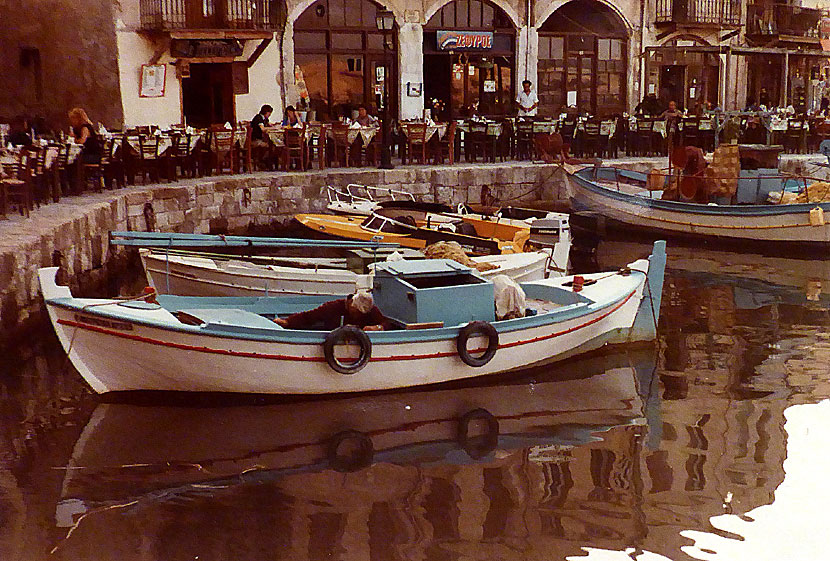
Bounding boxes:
[566,153,830,249]
[55,347,657,522]
[39,242,665,395]
[296,201,570,256]
[139,245,565,297]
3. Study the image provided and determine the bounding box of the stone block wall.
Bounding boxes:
[0,162,568,340]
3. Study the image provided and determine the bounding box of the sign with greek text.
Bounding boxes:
[437,30,493,50]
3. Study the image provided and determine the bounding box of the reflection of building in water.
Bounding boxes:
[52,426,649,561]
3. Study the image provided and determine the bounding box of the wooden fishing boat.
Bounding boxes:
[139,245,565,297]
[295,202,570,256]
[39,242,665,395]
[55,347,657,521]
[566,162,830,249]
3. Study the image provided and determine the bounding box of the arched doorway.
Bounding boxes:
[423,0,516,120]
[294,0,397,121]
[537,0,627,117]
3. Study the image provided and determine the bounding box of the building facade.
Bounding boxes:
[1,0,828,130]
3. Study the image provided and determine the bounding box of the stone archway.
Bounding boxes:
[536,0,629,117]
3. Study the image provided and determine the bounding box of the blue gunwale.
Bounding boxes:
[574,167,830,217]
[46,271,644,345]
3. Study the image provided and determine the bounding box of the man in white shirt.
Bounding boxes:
[516,80,539,117]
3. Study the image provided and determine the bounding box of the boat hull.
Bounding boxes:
[39,246,663,395]
[567,167,830,246]
[141,250,557,297]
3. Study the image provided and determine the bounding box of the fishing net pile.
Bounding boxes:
[423,241,498,272]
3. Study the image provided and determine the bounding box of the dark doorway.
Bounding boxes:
[424,54,452,120]
[660,65,686,110]
[182,63,235,128]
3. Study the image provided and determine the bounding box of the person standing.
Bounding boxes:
[516,80,539,117]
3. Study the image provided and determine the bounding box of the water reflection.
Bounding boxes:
[52,349,656,560]
[3,243,830,560]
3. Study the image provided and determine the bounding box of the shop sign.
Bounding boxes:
[437,30,493,50]
[171,39,244,59]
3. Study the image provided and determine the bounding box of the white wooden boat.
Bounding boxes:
[39,242,665,395]
[567,165,830,248]
[55,348,656,522]
[139,242,568,297]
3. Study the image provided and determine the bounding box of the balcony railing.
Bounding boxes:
[655,0,741,26]
[746,4,822,38]
[140,0,281,31]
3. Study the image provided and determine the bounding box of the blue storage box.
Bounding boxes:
[373,259,494,327]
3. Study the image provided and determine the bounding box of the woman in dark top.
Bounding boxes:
[68,107,102,163]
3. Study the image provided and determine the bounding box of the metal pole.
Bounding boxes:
[379,29,394,169]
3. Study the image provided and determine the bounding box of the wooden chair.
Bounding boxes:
[784,118,806,154]
[580,120,602,158]
[432,121,457,165]
[633,119,655,156]
[327,123,352,167]
[210,127,236,175]
[404,123,428,164]
[681,117,701,149]
[240,123,254,173]
[281,124,307,171]
[464,122,490,163]
[3,151,35,217]
[515,118,534,160]
[137,135,161,183]
[309,124,327,170]
[99,137,125,189]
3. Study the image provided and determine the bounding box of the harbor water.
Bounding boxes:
[1,242,829,560]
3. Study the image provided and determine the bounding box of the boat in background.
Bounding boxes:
[140,245,564,297]
[296,202,571,256]
[39,242,665,395]
[566,153,830,249]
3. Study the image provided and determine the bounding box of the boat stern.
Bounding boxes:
[628,240,666,342]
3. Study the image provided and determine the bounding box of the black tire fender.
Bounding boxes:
[324,325,372,374]
[328,430,374,472]
[457,408,500,460]
[456,321,499,367]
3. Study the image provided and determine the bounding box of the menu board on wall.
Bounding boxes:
[139,64,166,98]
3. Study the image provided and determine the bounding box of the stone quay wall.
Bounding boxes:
[0,162,569,341]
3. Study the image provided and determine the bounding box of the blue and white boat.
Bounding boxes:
[38,242,665,395]
[567,163,830,248]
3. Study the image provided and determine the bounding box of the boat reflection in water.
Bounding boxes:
[54,348,659,559]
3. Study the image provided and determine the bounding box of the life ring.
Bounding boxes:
[328,430,374,472]
[324,325,372,374]
[456,321,499,367]
[457,408,500,460]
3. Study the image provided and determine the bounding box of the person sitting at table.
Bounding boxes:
[660,100,683,140]
[634,94,661,117]
[68,107,102,164]
[282,105,303,127]
[355,105,377,127]
[8,116,33,147]
[742,117,767,145]
[273,291,390,331]
[251,104,273,147]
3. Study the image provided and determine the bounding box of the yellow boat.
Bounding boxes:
[295,203,531,255]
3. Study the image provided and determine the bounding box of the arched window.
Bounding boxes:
[538,0,628,117]
[294,0,396,120]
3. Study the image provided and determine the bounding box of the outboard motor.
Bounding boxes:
[529,213,571,276]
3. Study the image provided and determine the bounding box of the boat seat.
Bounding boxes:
[176,308,283,331]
